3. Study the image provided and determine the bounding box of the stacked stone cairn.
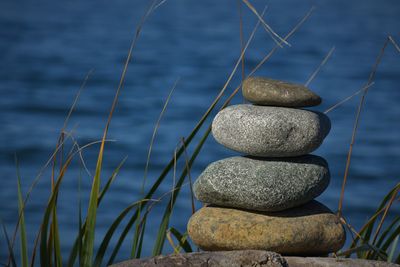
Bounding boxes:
[187,77,346,256]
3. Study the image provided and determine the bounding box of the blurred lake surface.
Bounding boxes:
[0,0,400,262]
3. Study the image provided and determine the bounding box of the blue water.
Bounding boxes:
[1,0,399,264]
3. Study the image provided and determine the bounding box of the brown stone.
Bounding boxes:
[242,77,321,107]
[187,201,345,256]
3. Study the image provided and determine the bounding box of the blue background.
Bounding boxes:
[0,0,399,263]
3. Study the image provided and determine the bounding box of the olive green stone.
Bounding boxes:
[242,77,322,107]
[187,201,345,256]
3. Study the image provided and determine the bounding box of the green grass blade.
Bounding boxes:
[81,138,105,267]
[364,184,399,246]
[67,157,126,267]
[388,235,399,262]
[371,186,400,247]
[107,8,309,262]
[99,157,127,204]
[78,168,83,267]
[40,156,73,267]
[152,126,211,256]
[2,220,17,267]
[131,215,144,259]
[93,200,151,267]
[381,224,400,253]
[29,228,41,267]
[82,0,161,263]
[132,79,179,259]
[51,210,62,267]
[350,183,400,249]
[376,216,400,248]
[106,211,139,264]
[16,158,28,267]
[106,190,175,264]
[168,227,192,253]
[134,216,147,258]
[336,244,371,257]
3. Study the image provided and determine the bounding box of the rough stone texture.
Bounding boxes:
[193,155,330,211]
[212,104,331,157]
[111,250,287,267]
[285,257,399,267]
[187,201,345,255]
[111,251,399,267]
[242,77,322,107]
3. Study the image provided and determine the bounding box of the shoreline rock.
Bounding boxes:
[187,201,345,255]
[111,250,399,267]
[212,104,331,157]
[242,77,322,107]
[194,155,330,211]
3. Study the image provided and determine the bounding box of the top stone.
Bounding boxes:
[242,77,322,107]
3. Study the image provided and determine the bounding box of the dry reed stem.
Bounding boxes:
[181,137,195,215]
[241,0,289,47]
[248,6,315,77]
[371,186,400,245]
[221,7,315,106]
[305,46,335,87]
[237,0,245,85]
[324,83,375,114]
[8,69,94,263]
[338,37,391,215]
[142,78,180,194]
[355,196,400,238]
[389,36,400,52]
[339,216,386,258]
[171,145,177,212]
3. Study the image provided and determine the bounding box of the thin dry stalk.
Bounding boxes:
[8,128,77,262]
[305,46,335,87]
[195,5,267,123]
[221,7,315,106]
[241,0,289,47]
[248,6,315,77]
[371,187,400,245]
[26,138,115,265]
[180,137,196,215]
[142,78,180,193]
[166,231,179,254]
[68,135,93,177]
[237,0,245,85]
[171,146,177,211]
[324,83,375,114]
[63,70,94,131]
[356,196,400,236]
[9,69,93,257]
[338,37,391,215]
[388,36,400,53]
[340,216,386,258]
[138,182,191,229]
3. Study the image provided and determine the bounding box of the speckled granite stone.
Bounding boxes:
[242,77,322,107]
[187,201,346,255]
[212,104,330,157]
[193,155,330,211]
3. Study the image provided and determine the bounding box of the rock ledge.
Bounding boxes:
[110,250,399,267]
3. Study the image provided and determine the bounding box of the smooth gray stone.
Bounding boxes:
[194,155,330,211]
[242,76,322,107]
[212,104,331,157]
